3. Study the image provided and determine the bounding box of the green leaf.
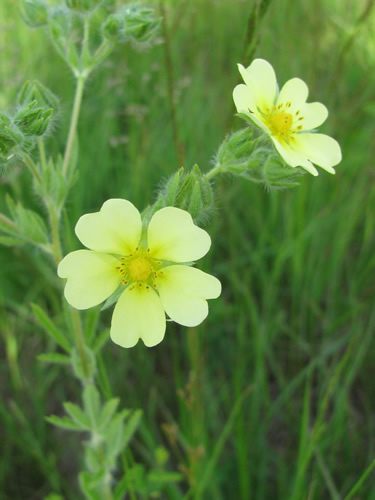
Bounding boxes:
[71,345,96,381]
[121,409,142,449]
[37,352,71,364]
[148,470,184,485]
[0,235,24,247]
[46,415,83,431]
[83,384,101,428]
[63,402,91,430]
[79,471,103,500]
[97,398,120,432]
[32,303,71,353]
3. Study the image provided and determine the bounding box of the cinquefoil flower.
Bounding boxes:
[233,59,342,176]
[58,199,221,348]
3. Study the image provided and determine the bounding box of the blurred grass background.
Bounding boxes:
[1,0,375,498]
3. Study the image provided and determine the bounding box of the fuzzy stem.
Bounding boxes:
[62,75,86,177]
[47,204,63,264]
[205,163,222,181]
[38,137,48,171]
[23,154,42,183]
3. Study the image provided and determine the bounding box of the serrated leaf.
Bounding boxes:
[32,303,71,353]
[97,398,120,432]
[63,402,91,430]
[46,415,83,431]
[38,352,71,364]
[83,384,101,428]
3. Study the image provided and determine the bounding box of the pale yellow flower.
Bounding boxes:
[58,199,221,348]
[233,58,342,176]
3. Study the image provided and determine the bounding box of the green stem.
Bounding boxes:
[91,39,115,69]
[38,137,48,171]
[205,163,222,181]
[48,204,63,264]
[71,307,90,381]
[62,75,86,177]
[23,153,42,183]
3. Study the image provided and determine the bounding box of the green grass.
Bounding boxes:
[1,0,375,498]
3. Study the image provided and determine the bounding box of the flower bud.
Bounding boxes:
[21,0,49,28]
[216,126,304,189]
[15,101,53,137]
[161,165,214,224]
[102,3,161,44]
[18,80,59,114]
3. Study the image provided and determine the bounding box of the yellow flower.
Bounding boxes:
[233,59,342,176]
[58,199,221,348]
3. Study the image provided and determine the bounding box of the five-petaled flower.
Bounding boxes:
[233,58,342,176]
[58,199,221,348]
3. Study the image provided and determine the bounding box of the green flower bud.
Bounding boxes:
[21,0,49,28]
[15,101,53,137]
[102,3,161,44]
[161,165,214,224]
[0,131,17,158]
[18,80,59,113]
[216,126,305,189]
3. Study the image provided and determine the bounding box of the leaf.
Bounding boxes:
[70,345,97,381]
[121,409,142,449]
[46,415,83,432]
[97,398,120,432]
[32,303,71,353]
[148,470,184,485]
[83,384,101,428]
[0,235,24,247]
[37,352,71,364]
[63,402,91,430]
[79,471,103,500]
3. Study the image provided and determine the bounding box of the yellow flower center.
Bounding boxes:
[268,111,293,135]
[262,102,304,142]
[115,248,164,291]
[128,257,152,281]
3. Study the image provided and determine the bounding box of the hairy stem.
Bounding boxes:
[23,154,42,184]
[205,163,222,181]
[62,75,86,177]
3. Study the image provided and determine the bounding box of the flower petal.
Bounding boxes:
[75,199,142,255]
[157,265,221,327]
[111,285,166,348]
[238,59,278,112]
[233,84,270,133]
[147,207,211,262]
[278,77,308,111]
[57,250,121,309]
[272,138,319,176]
[293,133,342,173]
[299,102,328,130]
